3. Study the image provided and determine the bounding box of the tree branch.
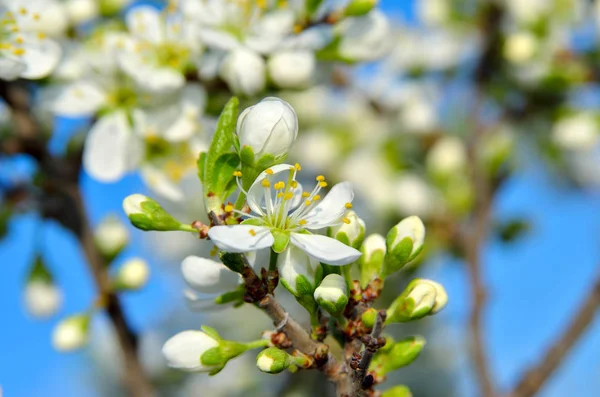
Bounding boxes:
[506,274,600,397]
[351,310,385,395]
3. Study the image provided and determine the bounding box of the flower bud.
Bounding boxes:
[237,97,298,162]
[344,0,378,16]
[219,48,266,96]
[122,194,186,231]
[383,216,425,276]
[370,336,425,376]
[278,246,322,298]
[426,136,467,177]
[328,210,365,250]
[52,314,90,351]
[358,234,386,287]
[361,308,378,329]
[94,214,128,261]
[268,51,315,89]
[24,281,63,318]
[112,258,150,291]
[314,274,348,316]
[381,386,413,397]
[256,347,292,374]
[162,330,220,372]
[181,256,241,295]
[386,279,447,323]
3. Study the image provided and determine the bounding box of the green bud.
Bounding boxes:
[122,194,188,232]
[383,216,425,276]
[358,233,386,287]
[381,385,413,397]
[344,0,378,16]
[370,336,425,376]
[256,347,292,374]
[386,279,447,324]
[328,210,365,249]
[314,274,349,316]
[361,308,378,329]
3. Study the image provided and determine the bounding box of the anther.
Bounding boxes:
[249,229,257,237]
[233,170,242,177]
[304,200,311,206]
[265,168,274,175]
[224,204,234,212]
[261,179,271,188]
[302,192,310,198]
[283,192,294,200]
[312,195,321,201]
[316,175,325,181]
[298,219,307,225]
[342,217,351,224]
[294,163,302,171]
[345,202,353,209]
[290,180,298,188]
[319,181,328,188]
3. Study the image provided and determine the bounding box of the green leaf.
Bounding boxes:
[197,151,207,184]
[205,97,239,200]
[210,153,240,201]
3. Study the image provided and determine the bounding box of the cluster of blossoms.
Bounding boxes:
[121,96,448,395]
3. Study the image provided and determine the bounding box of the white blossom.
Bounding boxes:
[162,330,220,372]
[23,281,62,318]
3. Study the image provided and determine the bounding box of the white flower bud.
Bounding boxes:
[339,11,392,61]
[115,258,150,290]
[359,233,386,287]
[383,216,426,275]
[65,0,99,25]
[504,32,538,64]
[122,194,148,216]
[328,210,365,249]
[256,347,291,374]
[427,280,448,313]
[181,256,241,295]
[278,246,322,297]
[314,274,348,315]
[94,214,129,259]
[24,281,63,318]
[268,51,315,89]
[552,113,599,151]
[162,330,220,372]
[386,279,447,323]
[426,136,467,176]
[52,314,90,351]
[122,194,185,231]
[237,97,298,160]
[219,48,266,96]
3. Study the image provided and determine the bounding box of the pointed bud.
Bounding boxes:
[370,336,425,376]
[122,194,186,231]
[278,246,322,297]
[383,216,425,276]
[344,0,378,16]
[182,256,241,295]
[24,256,62,318]
[237,97,298,163]
[314,274,348,316]
[256,347,292,374]
[358,234,386,287]
[94,214,128,262]
[328,210,365,249]
[112,258,150,291]
[386,279,447,323]
[52,313,90,351]
[381,385,412,397]
[162,330,220,373]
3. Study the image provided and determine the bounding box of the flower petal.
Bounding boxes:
[290,233,361,266]
[246,164,295,215]
[126,6,165,44]
[19,35,62,79]
[208,225,273,253]
[181,256,241,294]
[0,56,26,81]
[140,165,185,201]
[83,111,137,182]
[183,289,221,312]
[52,81,107,117]
[303,182,354,229]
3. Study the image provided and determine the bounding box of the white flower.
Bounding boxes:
[314,274,348,314]
[8,0,69,38]
[552,112,599,151]
[208,164,362,266]
[338,11,391,61]
[181,256,241,295]
[426,136,467,176]
[268,50,315,89]
[116,258,150,290]
[162,330,219,372]
[94,214,129,257]
[237,97,298,159]
[23,281,62,318]
[219,48,266,96]
[0,6,62,80]
[504,32,538,64]
[65,0,98,25]
[52,314,90,351]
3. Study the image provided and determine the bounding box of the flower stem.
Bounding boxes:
[244,339,270,350]
[269,249,278,272]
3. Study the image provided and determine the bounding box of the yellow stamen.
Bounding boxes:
[37,32,45,40]
[261,179,271,188]
[319,181,328,188]
[294,163,302,171]
[345,202,353,209]
[305,200,311,206]
[12,48,25,56]
[298,219,307,225]
[33,13,40,21]
[19,7,27,15]
[233,170,242,177]
[283,192,294,200]
[249,229,256,236]
[342,217,351,224]
[312,195,321,201]
[224,204,234,212]
[15,37,23,44]
[265,168,274,175]
[316,175,325,181]
[210,246,219,256]
[277,192,283,198]
[290,181,298,188]
[302,192,310,198]
[274,181,285,190]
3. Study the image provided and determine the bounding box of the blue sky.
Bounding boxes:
[1,1,599,396]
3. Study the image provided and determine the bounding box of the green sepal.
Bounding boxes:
[210,152,240,201]
[317,294,348,316]
[201,347,224,366]
[201,325,222,341]
[295,275,315,297]
[359,249,385,288]
[271,230,290,253]
[28,255,53,284]
[240,145,255,166]
[334,231,350,246]
[255,153,278,170]
[382,236,414,277]
[219,252,245,274]
[197,151,207,185]
[370,336,425,375]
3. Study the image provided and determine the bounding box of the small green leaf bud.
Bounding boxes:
[256,347,292,374]
[370,336,425,375]
[122,194,187,232]
[358,233,386,287]
[386,279,447,324]
[361,308,378,329]
[328,210,365,249]
[314,274,349,316]
[383,216,425,276]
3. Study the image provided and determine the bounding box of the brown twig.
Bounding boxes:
[351,310,386,395]
[505,275,600,397]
